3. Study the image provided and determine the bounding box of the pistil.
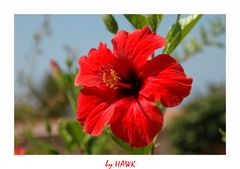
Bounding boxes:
[117,82,132,89]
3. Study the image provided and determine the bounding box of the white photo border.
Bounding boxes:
[1,0,240,169]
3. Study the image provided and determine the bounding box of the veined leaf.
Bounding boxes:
[102,14,118,34]
[124,14,147,29]
[163,14,202,54]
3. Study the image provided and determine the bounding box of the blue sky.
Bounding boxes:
[14,14,226,104]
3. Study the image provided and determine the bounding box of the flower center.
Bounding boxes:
[101,65,133,90]
[102,67,121,89]
[120,69,142,97]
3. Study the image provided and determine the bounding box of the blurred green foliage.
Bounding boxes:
[33,15,52,55]
[167,85,226,154]
[15,74,69,120]
[174,16,225,61]
[27,136,60,154]
[58,122,133,154]
[219,128,226,143]
[103,14,164,33]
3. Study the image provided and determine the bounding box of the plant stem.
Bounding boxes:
[151,144,155,154]
[151,136,158,155]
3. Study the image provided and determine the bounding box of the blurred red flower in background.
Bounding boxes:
[14,147,26,155]
[75,26,192,148]
[50,59,62,79]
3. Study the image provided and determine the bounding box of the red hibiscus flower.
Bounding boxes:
[75,26,192,148]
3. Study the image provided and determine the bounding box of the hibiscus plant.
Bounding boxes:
[46,14,203,154]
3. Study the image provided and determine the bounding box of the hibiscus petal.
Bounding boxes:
[77,88,117,136]
[140,54,193,107]
[110,96,163,148]
[112,26,166,69]
[74,43,114,88]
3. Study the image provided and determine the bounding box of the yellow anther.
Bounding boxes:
[102,68,120,89]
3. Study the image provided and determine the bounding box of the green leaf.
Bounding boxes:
[110,133,153,154]
[102,14,118,34]
[66,90,77,112]
[67,73,82,113]
[58,120,74,151]
[58,120,90,153]
[165,14,181,43]
[124,14,163,32]
[86,137,97,154]
[163,14,202,54]
[147,14,164,32]
[124,14,147,29]
[29,137,59,154]
[66,121,89,145]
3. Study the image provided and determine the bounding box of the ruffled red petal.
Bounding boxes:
[140,54,193,107]
[75,27,192,148]
[74,43,114,88]
[112,26,166,69]
[110,96,163,148]
[77,87,118,136]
